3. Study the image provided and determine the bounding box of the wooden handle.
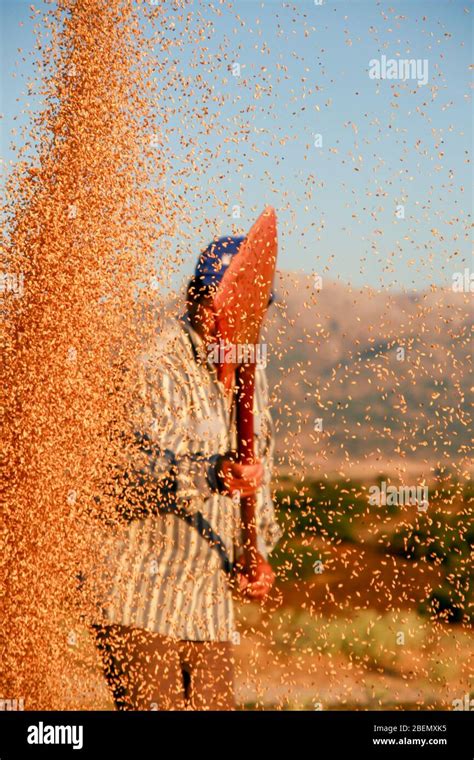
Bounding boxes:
[236,362,258,574]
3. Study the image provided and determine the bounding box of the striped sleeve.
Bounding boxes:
[125,344,218,510]
[254,367,283,557]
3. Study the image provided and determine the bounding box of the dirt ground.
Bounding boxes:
[61,494,472,711]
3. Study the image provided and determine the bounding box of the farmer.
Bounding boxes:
[92,235,281,710]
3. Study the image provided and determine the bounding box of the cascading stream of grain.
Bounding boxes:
[1,0,170,709]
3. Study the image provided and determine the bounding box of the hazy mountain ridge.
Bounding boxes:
[263,272,472,479]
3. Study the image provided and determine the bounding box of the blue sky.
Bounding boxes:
[1,0,472,290]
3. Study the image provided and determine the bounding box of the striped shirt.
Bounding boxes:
[96,316,281,642]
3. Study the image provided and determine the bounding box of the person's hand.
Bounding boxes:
[215,453,264,498]
[234,551,275,600]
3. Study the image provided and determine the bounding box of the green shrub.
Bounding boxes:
[274,478,371,543]
[388,510,473,625]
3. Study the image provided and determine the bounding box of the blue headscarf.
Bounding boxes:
[194,236,245,287]
[195,235,275,302]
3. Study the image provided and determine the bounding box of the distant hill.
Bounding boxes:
[262,272,472,480]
